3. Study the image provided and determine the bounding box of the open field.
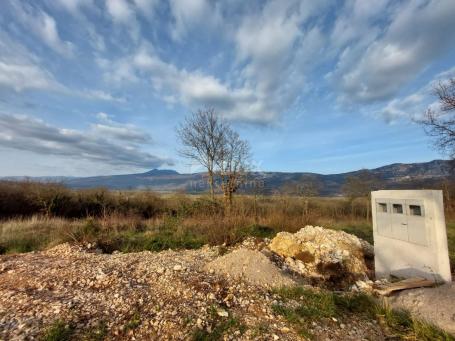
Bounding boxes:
[1,181,455,340]
[1,181,454,272]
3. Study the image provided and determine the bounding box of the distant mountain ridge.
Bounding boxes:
[2,160,451,196]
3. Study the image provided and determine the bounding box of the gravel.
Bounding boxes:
[0,242,387,340]
[204,248,296,288]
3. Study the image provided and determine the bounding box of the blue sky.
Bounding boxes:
[0,0,455,176]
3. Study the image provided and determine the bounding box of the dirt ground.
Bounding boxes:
[388,283,455,335]
[0,243,390,340]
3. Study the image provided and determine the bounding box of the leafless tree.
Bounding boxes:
[216,128,251,210]
[176,108,225,199]
[419,78,455,170]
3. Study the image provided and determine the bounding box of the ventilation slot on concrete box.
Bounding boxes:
[409,205,422,216]
[378,203,387,213]
[393,204,403,214]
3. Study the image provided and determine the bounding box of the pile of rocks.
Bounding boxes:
[269,226,373,287]
[0,243,305,340]
[204,248,296,288]
[0,237,391,340]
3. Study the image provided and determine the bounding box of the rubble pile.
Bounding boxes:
[269,226,373,286]
[204,248,296,288]
[1,226,416,340]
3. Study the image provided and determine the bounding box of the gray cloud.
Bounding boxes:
[0,113,171,169]
[4,0,455,127]
[378,66,455,122]
[9,1,75,57]
[0,31,62,92]
[99,1,329,124]
[90,112,151,143]
[332,0,455,103]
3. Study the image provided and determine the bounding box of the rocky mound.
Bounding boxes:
[269,226,372,287]
[204,248,296,288]
[0,242,403,340]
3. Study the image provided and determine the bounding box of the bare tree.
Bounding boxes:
[176,108,225,199]
[419,78,455,168]
[216,128,251,210]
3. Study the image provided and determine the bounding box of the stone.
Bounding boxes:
[216,309,228,317]
[269,226,371,286]
[173,265,183,271]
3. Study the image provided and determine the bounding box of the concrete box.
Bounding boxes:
[371,190,451,283]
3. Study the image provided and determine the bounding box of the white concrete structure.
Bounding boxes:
[371,190,451,283]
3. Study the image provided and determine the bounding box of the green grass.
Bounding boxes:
[272,286,454,340]
[125,312,141,330]
[273,287,337,319]
[83,321,108,341]
[41,320,74,341]
[191,306,246,341]
[251,322,270,338]
[375,303,454,340]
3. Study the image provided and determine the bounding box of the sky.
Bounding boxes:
[0,0,455,176]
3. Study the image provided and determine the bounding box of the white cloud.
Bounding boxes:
[0,62,59,92]
[0,32,62,92]
[329,0,388,51]
[128,46,275,123]
[98,1,333,124]
[231,0,329,121]
[97,57,139,84]
[39,12,75,57]
[106,0,135,23]
[82,90,126,103]
[168,0,219,40]
[132,0,158,18]
[11,1,74,57]
[0,112,170,168]
[91,112,151,142]
[378,66,455,122]
[332,0,455,103]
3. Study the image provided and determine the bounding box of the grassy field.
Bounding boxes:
[0,181,454,272]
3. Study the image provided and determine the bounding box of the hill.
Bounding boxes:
[2,160,451,196]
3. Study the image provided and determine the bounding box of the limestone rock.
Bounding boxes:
[269,226,371,286]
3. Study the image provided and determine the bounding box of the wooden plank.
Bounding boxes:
[374,277,434,296]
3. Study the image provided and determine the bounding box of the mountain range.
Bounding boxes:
[2,159,452,196]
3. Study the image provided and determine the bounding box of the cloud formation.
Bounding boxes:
[0,31,61,92]
[3,0,455,124]
[1,0,455,175]
[10,1,74,57]
[332,0,455,103]
[379,66,455,122]
[0,112,171,169]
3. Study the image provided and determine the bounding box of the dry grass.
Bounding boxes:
[1,181,454,265]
